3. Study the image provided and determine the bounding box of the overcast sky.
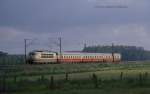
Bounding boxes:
[0,0,150,54]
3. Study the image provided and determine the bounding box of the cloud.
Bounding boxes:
[0,0,150,54]
[0,23,150,54]
[0,27,22,41]
[0,0,149,29]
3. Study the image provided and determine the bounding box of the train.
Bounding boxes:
[27,50,121,64]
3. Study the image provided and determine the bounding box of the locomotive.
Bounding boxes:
[27,50,121,64]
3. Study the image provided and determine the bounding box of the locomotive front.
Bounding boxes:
[27,51,57,64]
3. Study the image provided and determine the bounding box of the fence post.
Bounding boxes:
[144,72,148,80]
[50,76,54,89]
[139,73,143,86]
[120,72,123,80]
[2,74,6,93]
[14,75,17,83]
[65,73,69,81]
[41,75,44,81]
[92,73,98,88]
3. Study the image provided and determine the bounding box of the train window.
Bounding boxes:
[41,54,54,58]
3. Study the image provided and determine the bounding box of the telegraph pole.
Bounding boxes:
[24,38,33,64]
[24,39,27,64]
[59,37,62,63]
[112,43,115,62]
[84,43,87,49]
[59,37,62,55]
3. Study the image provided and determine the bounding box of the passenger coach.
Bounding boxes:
[27,50,121,64]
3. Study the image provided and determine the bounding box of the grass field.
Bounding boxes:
[1,61,150,94]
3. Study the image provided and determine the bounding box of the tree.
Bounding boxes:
[83,45,150,61]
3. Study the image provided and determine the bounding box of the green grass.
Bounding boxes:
[11,88,150,94]
[1,61,150,94]
[5,77,150,94]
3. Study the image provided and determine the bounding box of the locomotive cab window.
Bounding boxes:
[41,54,54,58]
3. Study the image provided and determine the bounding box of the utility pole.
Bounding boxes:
[59,37,62,55]
[112,43,115,62]
[84,43,87,49]
[24,39,27,64]
[24,38,33,64]
[59,37,62,63]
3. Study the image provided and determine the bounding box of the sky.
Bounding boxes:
[0,0,150,54]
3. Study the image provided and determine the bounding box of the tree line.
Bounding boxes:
[0,51,8,57]
[82,45,150,61]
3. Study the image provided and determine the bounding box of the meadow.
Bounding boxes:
[1,59,150,94]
